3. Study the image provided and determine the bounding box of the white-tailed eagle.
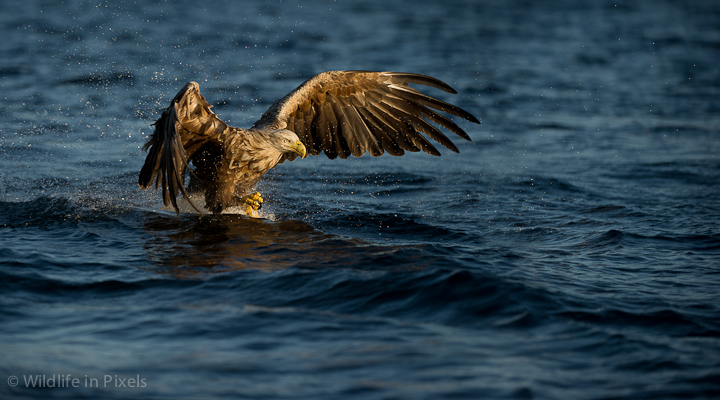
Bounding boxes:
[139,70,480,216]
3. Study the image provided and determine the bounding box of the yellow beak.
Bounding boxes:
[288,141,307,159]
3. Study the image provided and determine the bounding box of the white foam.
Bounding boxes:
[161,193,275,220]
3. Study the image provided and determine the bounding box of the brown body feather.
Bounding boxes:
[139,71,480,214]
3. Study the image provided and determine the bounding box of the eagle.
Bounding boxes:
[138,70,480,216]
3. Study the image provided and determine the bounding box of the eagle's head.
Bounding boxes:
[273,129,307,159]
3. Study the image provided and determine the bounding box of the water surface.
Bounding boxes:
[1,0,719,399]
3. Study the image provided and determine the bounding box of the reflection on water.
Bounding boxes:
[141,213,399,277]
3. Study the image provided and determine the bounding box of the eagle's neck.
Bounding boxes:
[224,128,283,175]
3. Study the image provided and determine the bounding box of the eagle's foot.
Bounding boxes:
[241,192,263,218]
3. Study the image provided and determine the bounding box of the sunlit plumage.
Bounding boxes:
[138,70,480,215]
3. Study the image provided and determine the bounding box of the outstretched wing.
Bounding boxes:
[252,71,480,159]
[138,81,228,214]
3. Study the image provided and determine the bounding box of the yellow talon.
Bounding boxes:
[242,192,263,218]
[245,192,263,210]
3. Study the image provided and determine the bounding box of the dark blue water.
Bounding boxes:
[1,0,719,399]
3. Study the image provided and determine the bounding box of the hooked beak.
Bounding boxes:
[287,141,307,159]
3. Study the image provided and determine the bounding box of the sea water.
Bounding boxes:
[1,1,719,399]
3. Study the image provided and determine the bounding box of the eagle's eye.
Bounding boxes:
[284,138,290,143]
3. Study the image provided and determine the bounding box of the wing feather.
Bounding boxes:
[419,107,472,141]
[335,96,382,157]
[328,99,352,159]
[138,81,227,214]
[381,96,459,153]
[384,72,459,93]
[369,101,423,152]
[355,107,404,156]
[252,71,479,158]
[386,84,480,123]
[313,101,338,159]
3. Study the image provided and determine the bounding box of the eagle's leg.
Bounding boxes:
[241,192,263,218]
